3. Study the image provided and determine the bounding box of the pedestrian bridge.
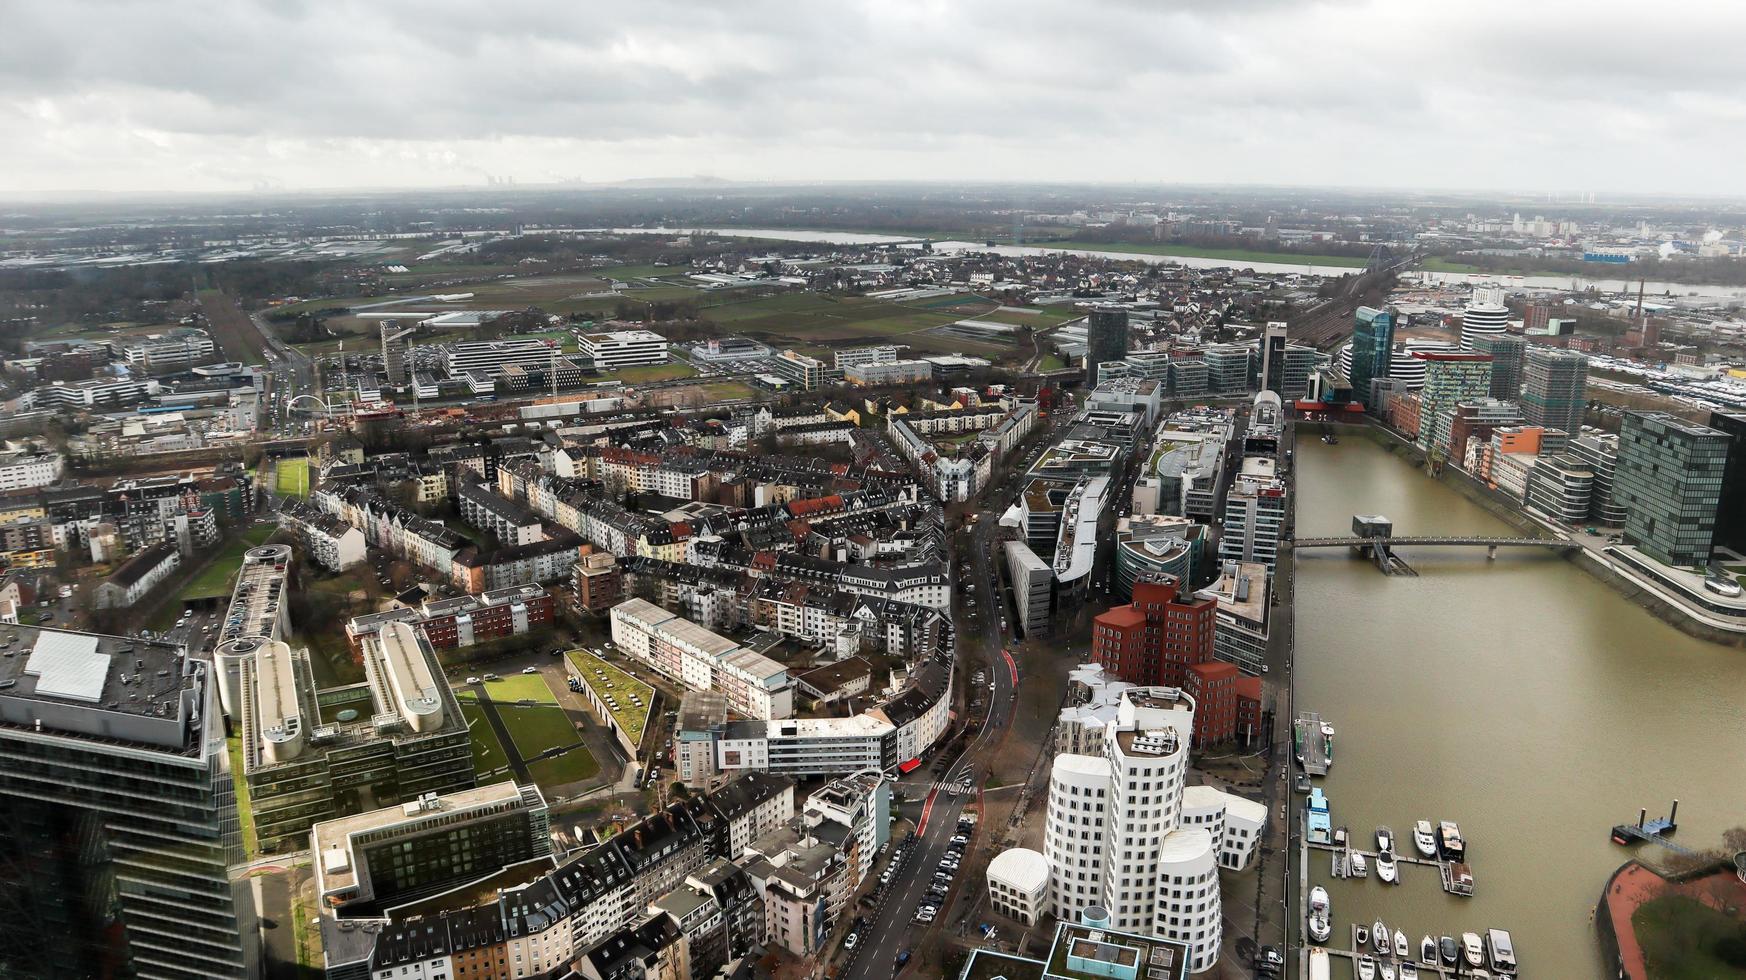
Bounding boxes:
[1292,535,1579,551]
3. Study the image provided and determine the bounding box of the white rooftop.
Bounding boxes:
[25,631,108,702]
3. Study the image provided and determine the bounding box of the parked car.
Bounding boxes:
[521,666,538,674]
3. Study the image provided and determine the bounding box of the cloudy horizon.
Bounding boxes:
[4,0,1744,199]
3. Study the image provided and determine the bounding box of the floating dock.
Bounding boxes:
[1295,712,1333,776]
[1318,925,1478,980]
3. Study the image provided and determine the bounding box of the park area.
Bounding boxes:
[1604,858,1746,980]
[456,675,600,793]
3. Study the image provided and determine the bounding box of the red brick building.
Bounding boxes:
[1092,575,1262,745]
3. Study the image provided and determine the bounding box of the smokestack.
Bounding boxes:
[1636,280,1645,321]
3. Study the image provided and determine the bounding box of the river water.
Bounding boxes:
[1295,437,1746,975]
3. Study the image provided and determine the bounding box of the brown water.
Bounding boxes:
[1295,437,1746,975]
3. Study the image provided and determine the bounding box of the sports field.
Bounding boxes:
[273,458,311,498]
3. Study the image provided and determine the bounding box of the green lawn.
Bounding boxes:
[1038,354,1067,371]
[458,700,514,782]
[606,361,697,384]
[1633,894,1746,979]
[273,458,311,498]
[179,525,278,601]
[496,703,585,760]
[687,380,759,403]
[568,651,653,748]
[477,673,560,704]
[226,734,258,858]
[525,745,601,788]
[1028,239,1371,267]
[1419,256,1491,274]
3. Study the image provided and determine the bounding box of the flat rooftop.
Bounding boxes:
[0,624,204,754]
[313,781,540,903]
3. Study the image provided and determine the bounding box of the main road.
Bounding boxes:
[840,425,1067,980]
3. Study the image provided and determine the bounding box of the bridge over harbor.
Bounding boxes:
[1291,515,1579,574]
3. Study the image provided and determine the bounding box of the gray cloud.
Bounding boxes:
[1,0,1743,195]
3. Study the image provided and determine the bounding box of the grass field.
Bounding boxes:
[1039,353,1068,371]
[525,744,602,787]
[1633,894,1746,979]
[458,700,515,782]
[687,380,759,403]
[569,651,653,748]
[1027,239,1370,268]
[470,673,560,705]
[179,525,277,602]
[273,458,312,498]
[496,703,585,760]
[1419,256,1493,274]
[607,362,697,384]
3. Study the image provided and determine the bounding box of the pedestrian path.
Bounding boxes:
[930,780,975,797]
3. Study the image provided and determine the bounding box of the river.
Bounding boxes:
[1294,436,1746,975]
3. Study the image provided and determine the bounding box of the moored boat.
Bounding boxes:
[1461,932,1484,967]
[1439,936,1459,967]
[1399,963,1418,980]
[1376,850,1397,883]
[1375,826,1395,856]
[1372,920,1388,954]
[1350,852,1369,878]
[1485,928,1518,974]
[1356,955,1376,980]
[1412,820,1437,858]
[1307,886,1331,943]
[1356,926,1369,947]
[1438,820,1466,861]
[1394,929,1408,958]
[1420,936,1438,963]
[1310,948,1330,980]
[1379,963,1395,980]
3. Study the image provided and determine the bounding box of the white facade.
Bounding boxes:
[1040,687,1228,973]
[987,848,1050,926]
[0,452,64,491]
[578,329,669,368]
[611,598,794,720]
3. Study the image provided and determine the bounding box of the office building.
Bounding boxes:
[1219,456,1288,567]
[1203,345,1250,395]
[1614,411,1730,567]
[1113,515,1202,600]
[1571,430,1629,526]
[240,622,477,852]
[1350,307,1395,408]
[834,345,903,370]
[986,848,1050,926]
[1038,688,1223,971]
[1414,351,1493,454]
[1006,539,1054,637]
[1085,305,1130,386]
[1460,284,1511,351]
[1709,412,1746,553]
[380,320,415,386]
[439,338,565,381]
[1525,454,1595,524]
[1476,334,1526,400]
[769,349,825,391]
[844,358,933,386]
[313,782,551,915]
[577,329,669,368]
[1520,347,1589,437]
[1259,321,1289,395]
[0,625,251,979]
[1092,576,1215,688]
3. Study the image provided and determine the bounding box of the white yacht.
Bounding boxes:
[1462,932,1485,967]
[1412,820,1437,857]
[1395,929,1409,958]
[1356,955,1376,980]
[1399,963,1419,980]
[1375,826,1395,855]
[1307,886,1332,943]
[1376,850,1398,883]
[1350,852,1369,877]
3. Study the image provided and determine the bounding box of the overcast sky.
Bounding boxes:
[3,0,1743,198]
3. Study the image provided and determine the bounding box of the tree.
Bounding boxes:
[668,781,689,800]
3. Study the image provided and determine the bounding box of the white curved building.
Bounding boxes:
[987,848,1051,925]
[1388,340,1457,389]
[1044,752,1113,921]
[1461,284,1511,352]
[1040,687,1232,973]
[1154,827,1222,973]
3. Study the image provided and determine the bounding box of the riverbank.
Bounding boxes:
[1596,857,1746,980]
[1323,419,1746,646]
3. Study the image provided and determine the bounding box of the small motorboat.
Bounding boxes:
[1413,820,1437,858]
[1376,850,1398,883]
[1462,932,1485,968]
[1394,929,1409,958]
[1356,926,1369,947]
[1420,936,1438,964]
[1399,963,1418,980]
[1335,826,1349,848]
[1440,937,1460,967]
[1350,852,1369,877]
[1295,772,1312,793]
[1357,955,1376,980]
[1379,963,1395,980]
[1307,886,1331,943]
[1376,826,1395,856]
[1373,921,1389,954]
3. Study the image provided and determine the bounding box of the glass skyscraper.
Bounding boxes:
[1520,346,1589,438]
[1350,306,1395,408]
[1614,411,1729,567]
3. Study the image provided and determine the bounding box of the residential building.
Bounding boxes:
[1525,453,1595,524]
[574,550,624,613]
[1614,412,1730,567]
[1460,284,1510,351]
[1520,346,1589,437]
[0,450,64,491]
[1571,429,1629,526]
[93,539,180,608]
[1218,456,1287,567]
[280,501,367,571]
[0,625,251,979]
[1475,333,1526,400]
[611,598,795,720]
[1414,351,1493,454]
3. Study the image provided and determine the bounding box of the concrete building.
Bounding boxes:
[0,625,252,979]
[611,598,794,721]
[987,848,1050,926]
[844,358,932,386]
[240,623,476,853]
[1475,333,1526,400]
[0,450,64,491]
[1520,346,1589,439]
[578,329,669,368]
[93,539,180,608]
[1614,411,1730,567]
[1005,539,1054,637]
[1219,456,1287,567]
[1460,284,1510,351]
[1041,688,1224,972]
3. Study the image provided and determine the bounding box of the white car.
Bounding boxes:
[521,666,538,675]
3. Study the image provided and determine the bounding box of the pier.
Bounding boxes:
[1313,839,1472,896]
[1611,800,1694,856]
[1318,924,1479,980]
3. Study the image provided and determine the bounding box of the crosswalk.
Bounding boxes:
[929,781,975,797]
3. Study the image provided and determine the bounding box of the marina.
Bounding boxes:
[1318,923,1517,980]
